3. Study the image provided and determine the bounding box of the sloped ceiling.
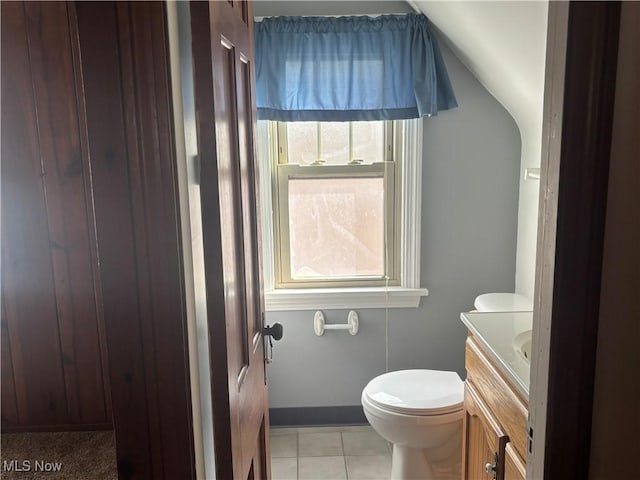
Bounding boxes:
[412,1,548,143]
[411,1,549,300]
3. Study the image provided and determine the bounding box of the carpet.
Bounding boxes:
[1,431,117,479]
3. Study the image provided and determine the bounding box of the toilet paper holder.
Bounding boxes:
[313,310,359,336]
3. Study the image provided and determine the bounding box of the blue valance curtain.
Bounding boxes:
[255,14,458,122]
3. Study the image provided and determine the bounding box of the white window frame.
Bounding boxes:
[258,118,428,311]
[275,120,399,289]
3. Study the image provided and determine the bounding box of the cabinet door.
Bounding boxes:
[464,382,508,480]
[504,443,526,480]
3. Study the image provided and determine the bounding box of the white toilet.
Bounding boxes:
[362,369,464,480]
[473,292,532,312]
[362,293,532,479]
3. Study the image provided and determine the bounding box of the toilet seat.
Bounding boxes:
[363,369,463,416]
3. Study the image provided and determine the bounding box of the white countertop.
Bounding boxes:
[460,311,533,398]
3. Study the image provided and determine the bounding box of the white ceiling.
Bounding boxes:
[411,1,548,142]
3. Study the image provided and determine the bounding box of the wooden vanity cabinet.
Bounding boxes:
[504,443,526,480]
[463,335,529,480]
[463,383,507,479]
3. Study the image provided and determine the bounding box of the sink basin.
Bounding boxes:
[513,330,532,364]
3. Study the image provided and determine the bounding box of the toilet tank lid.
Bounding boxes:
[474,293,532,312]
[363,369,463,415]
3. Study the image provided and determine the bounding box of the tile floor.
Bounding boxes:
[270,425,392,480]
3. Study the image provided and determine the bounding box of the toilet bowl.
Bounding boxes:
[361,369,464,480]
[473,292,532,312]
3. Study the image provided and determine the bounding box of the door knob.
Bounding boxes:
[263,323,283,366]
[484,452,498,479]
[264,323,283,341]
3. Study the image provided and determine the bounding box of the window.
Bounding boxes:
[274,121,399,289]
[258,119,428,310]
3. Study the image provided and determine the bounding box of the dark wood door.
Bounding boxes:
[210,1,270,478]
[193,1,270,478]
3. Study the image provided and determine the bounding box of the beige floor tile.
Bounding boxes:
[271,457,298,480]
[298,432,343,457]
[339,425,374,433]
[345,455,391,479]
[297,426,343,434]
[270,433,297,458]
[342,431,390,456]
[271,427,299,435]
[298,456,347,480]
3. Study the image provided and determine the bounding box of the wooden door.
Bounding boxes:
[193,1,270,479]
[464,383,508,480]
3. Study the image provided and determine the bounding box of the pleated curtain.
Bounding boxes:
[255,14,458,122]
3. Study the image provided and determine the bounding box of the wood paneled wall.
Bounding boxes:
[76,2,196,477]
[2,2,196,477]
[1,1,111,431]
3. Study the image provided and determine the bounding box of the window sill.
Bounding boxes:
[264,287,429,312]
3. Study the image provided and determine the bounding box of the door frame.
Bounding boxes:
[74,2,197,478]
[528,2,621,479]
[170,1,624,478]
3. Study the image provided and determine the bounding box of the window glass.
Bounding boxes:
[319,122,350,165]
[352,121,385,163]
[283,121,386,166]
[287,177,385,278]
[286,122,318,165]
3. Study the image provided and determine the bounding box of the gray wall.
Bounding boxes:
[258,2,521,409]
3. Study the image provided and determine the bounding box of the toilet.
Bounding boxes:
[362,369,464,480]
[473,292,532,312]
[362,293,532,479]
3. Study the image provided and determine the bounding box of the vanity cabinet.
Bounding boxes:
[463,334,529,480]
[463,382,507,479]
[504,443,526,480]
